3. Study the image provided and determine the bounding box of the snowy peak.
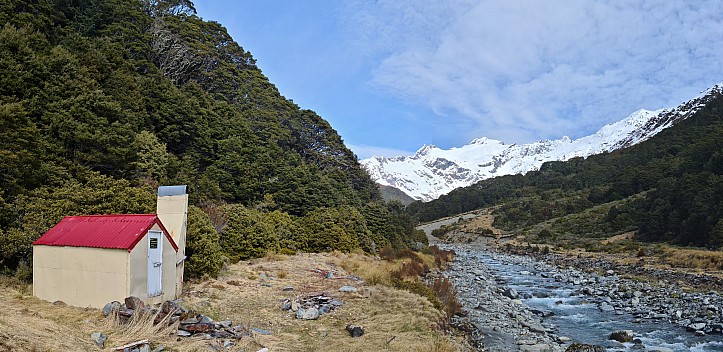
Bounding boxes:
[362,84,723,202]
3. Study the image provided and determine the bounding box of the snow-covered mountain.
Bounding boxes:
[362,85,723,202]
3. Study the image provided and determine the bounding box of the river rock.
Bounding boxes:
[687,322,706,331]
[565,343,605,352]
[608,330,634,343]
[502,287,519,299]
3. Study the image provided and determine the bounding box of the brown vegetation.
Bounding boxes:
[0,252,464,352]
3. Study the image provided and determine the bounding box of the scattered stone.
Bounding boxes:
[177,329,192,337]
[339,286,358,293]
[103,301,121,316]
[608,330,634,343]
[282,286,295,291]
[296,307,320,320]
[251,327,273,335]
[124,296,145,311]
[521,321,546,333]
[90,332,107,348]
[52,300,66,306]
[346,324,365,337]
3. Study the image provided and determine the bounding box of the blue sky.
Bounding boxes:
[194,1,723,159]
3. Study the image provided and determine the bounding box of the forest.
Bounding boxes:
[408,90,723,248]
[0,0,425,280]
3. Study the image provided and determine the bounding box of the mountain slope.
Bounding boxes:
[0,0,424,276]
[407,87,723,247]
[363,86,722,201]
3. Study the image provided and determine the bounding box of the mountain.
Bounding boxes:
[407,86,723,248]
[362,85,723,202]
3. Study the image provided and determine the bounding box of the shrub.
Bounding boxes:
[185,206,223,278]
[431,277,462,318]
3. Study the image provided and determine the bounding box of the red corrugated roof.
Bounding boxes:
[33,214,178,252]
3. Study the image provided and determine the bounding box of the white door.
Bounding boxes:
[148,231,163,297]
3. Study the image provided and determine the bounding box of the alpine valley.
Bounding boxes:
[362,84,723,202]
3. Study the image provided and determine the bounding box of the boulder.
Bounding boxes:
[687,322,706,331]
[124,296,145,311]
[565,343,606,352]
[103,301,121,316]
[502,288,519,299]
[608,330,634,343]
[296,308,320,320]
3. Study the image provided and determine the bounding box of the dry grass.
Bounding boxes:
[660,247,723,271]
[458,214,504,237]
[0,252,464,352]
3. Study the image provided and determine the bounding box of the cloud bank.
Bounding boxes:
[343,0,723,144]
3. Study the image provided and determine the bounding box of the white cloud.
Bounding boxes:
[347,143,414,159]
[344,0,723,143]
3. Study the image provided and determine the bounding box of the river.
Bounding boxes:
[418,219,723,351]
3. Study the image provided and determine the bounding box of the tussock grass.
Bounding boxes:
[102,309,178,349]
[660,247,723,271]
[0,251,462,351]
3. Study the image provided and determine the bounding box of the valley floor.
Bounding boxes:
[0,252,463,352]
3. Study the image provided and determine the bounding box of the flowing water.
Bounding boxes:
[474,251,723,351]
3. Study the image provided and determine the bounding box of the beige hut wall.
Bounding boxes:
[156,193,188,296]
[156,194,188,254]
[128,224,177,305]
[33,245,129,308]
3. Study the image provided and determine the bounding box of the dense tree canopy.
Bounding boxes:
[0,0,420,278]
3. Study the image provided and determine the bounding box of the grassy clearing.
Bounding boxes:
[0,252,464,352]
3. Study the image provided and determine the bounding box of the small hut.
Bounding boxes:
[32,186,188,308]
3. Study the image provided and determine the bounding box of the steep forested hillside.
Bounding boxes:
[0,0,423,278]
[408,90,723,248]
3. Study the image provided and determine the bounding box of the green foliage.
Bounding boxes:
[221,204,279,262]
[185,205,223,278]
[1,172,154,269]
[0,0,431,279]
[300,206,367,253]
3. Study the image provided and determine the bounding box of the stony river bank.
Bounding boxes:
[442,244,723,351]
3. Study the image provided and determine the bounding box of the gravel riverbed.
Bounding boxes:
[442,243,723,351]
